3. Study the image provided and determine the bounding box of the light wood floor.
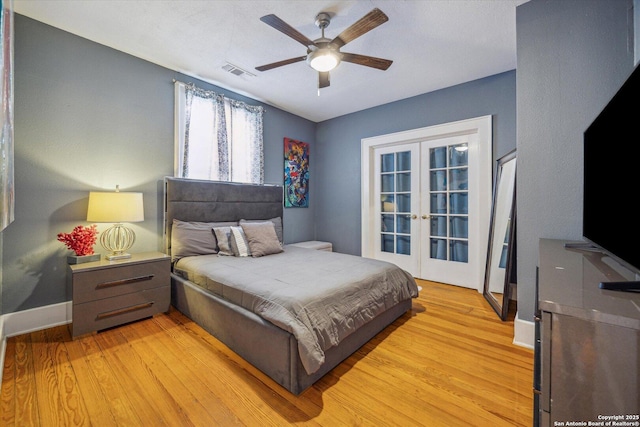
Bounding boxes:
[1,280,533,426]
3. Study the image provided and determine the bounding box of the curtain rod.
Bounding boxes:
[172,78,205,87]
[172,79,265,112]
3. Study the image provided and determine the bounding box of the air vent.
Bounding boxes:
[222,63,255,78]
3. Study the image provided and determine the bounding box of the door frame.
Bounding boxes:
[361,116,493,292]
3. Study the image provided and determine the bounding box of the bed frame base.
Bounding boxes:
[171,273,411,395]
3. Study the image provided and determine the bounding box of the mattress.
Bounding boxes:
[174,245,419,374]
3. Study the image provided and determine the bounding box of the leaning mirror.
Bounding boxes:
[483,150,517,320]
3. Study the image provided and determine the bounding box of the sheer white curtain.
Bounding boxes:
[1,1,15,231]
[226,99,264,184]
[174,82,264,184]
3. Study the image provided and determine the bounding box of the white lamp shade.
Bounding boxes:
[87,191,144,223]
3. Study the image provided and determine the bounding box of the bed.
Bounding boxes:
[164,176,419,394]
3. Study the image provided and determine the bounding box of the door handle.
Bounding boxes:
[411,214,417,219]
[422,215,430,219]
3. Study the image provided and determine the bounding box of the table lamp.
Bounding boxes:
[87,185,144,260]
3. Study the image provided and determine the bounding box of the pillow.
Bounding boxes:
[212,227,234,256]
[240,222,284,257]
[240,217,283,244]
[229,226,251,257]
[170,219,236,261]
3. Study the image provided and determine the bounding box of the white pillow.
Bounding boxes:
[229,226,251,257]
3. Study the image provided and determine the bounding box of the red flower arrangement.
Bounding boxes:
[57,225,99,256]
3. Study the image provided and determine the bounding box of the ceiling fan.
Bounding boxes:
[255,8,393,90]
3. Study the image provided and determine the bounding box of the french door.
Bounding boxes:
[361,117,492,290]
[373,143,421,274]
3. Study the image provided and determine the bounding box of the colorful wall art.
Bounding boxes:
[284,137,309,208]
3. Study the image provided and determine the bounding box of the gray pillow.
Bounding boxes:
[240,217,283,243]
[240,222,284,257]
[170,219,236,261]
[212,226,234,256]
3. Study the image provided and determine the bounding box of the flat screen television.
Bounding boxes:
[583,63,640,288]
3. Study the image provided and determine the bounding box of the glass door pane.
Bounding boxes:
[380,150,412,255]
[428,143,469,263]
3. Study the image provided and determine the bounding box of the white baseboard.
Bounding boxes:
[0,302,72,385]
[513,311,535,349]
[2,301,72,338]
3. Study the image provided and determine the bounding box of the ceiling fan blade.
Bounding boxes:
[255,56,307,72]
[341,52,393,70]
[319,71,330,89]
[331,8,389,48]
[260,14,317,48]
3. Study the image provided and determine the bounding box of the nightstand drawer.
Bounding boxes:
[72,285,170,337]
[73,259,170,304]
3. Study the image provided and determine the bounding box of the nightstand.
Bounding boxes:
[288,240,333,252]
[69,251,171,338]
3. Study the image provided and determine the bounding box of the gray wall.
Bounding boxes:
[1,15,315,314]
[516,0,636,321]
[315,71,517,255]
[636,0,640,63]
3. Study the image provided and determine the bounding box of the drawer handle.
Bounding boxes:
[96,274,155,289]
[96,301,155,319]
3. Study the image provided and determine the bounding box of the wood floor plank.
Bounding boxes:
[29,329,56,427]
[1,336,16,425]
[1,280,534,426]
[93,328,197,426]
[137,316,244,426]
[47,326,91,426]
[328,334,517,427]
[12,333,39,426]
[120,317,241,426]
[30,327,90,426]
[64,330,138,426]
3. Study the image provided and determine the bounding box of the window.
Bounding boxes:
[174,82,265,184]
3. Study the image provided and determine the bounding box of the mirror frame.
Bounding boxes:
[483,150,517,320]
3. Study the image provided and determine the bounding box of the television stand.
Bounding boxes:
[599,281,640,293]
[536,239,640,423]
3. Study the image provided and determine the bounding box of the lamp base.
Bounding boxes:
[100,223,136,261]
[105,252,132,261]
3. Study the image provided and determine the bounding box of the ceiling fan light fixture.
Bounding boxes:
[307,48,341,72]
[256,8,391,88]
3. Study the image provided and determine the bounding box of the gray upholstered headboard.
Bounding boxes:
[163,177,283,255]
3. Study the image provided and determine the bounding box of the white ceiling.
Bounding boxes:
[14,0,527,123]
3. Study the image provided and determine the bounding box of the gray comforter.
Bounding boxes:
[174,245,419,375]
